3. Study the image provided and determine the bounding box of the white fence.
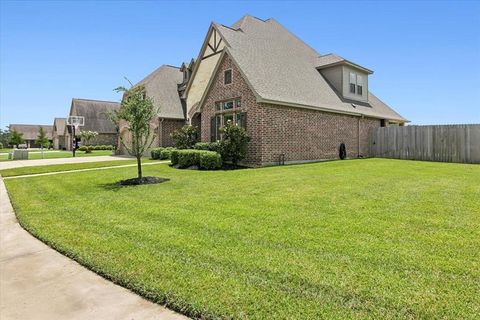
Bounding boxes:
[370,124,480,164]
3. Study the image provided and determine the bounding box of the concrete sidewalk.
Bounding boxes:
[0,155,131,170]
[0,178,188,320]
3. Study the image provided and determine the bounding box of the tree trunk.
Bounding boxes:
[137,155,142,179]
[41,146,44,159]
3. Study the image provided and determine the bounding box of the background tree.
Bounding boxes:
[35,127,50,159]
[78,130,98,153]
[0,127,9,148]
[110,83,158,180]
[8,130,24,148]
[219,122,250,167]
[171,125,199,149]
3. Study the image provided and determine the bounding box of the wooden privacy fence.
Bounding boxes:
[370,124,480,164]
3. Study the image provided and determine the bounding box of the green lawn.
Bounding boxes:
[0,150,113,161]
[0,159,143,177]
[0,148,13,153]
[4,159,479,319]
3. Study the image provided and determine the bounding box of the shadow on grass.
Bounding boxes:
[98,177,170,191]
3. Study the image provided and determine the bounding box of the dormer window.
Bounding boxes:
[356,75,363,95]
[224,69,232,85]
[349,72,356,94]
[349,72,364,95]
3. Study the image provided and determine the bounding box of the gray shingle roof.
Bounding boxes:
[214,16,406,122]
[135,65,184,119]
[9,124,53,140]
[53,118,66,135]
[69,99,120,133]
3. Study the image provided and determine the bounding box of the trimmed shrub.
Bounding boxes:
[194,141,221,153]
[177,149,201,168]
[194,142,210,150]
[199,151,222,170]
[80,145,114,151]
[160,147,175,160]
[170,149,180,165]
[151,147,176,160]
[151,148,162,159]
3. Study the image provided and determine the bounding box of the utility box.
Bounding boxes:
[12,149,29,160]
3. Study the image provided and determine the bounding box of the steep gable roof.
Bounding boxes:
[212,15,406,122]
[69,98,120,133]
[53,118,66,135]
[135,65,184,119]
[9,124,53,140]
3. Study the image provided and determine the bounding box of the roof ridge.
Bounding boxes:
[73,98,119,104]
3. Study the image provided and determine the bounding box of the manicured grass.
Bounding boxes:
[0,160,139,177]
[0,148,13,153]
[0,150,113,161]
[5,159,479,319]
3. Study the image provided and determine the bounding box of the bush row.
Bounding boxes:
[171,149,222,170]
[78,145,114,151]
[193,142,221,153]
[151,147,176,160]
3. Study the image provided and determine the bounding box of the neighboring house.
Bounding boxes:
[9,124,53,148]
[183,15,407,165]
[65,98,120,150]
[117,64,189,154]
[52,117,66,150]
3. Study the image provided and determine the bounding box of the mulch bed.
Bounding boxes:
[118,176,169,186]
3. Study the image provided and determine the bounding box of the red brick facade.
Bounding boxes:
[199,53,381,166]
[159,118,185,147]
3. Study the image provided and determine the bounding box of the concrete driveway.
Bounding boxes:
[0,162,188,319]
[0,155,131,170]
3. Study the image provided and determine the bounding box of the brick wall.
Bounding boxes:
[159,118,185,147]
[198,53,381,166]
[257,103,380,164]
[199,54,262,164]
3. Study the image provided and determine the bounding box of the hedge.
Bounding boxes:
[151,147,176,160]
[78,145,114,151]
[171,149,221,170]
[194,142,221,153]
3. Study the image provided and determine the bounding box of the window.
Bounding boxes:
[236,99,241,108]
[223,101,234,110]
[356,75,363,95]
[349,72,356,94]
[215,102,221,111]
[211,112,247,141]
[349,72,365,96]
[224,69,232,85]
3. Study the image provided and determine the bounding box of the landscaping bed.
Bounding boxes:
[4,159,480,319]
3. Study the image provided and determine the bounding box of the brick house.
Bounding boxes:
[183,16,407,166]
[9,124,53,148]
[65,98,120,150]
[52,117,66,150]
[117,64,189,154]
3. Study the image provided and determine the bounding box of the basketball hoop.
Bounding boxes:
[67,116,85,129]
[67,116,85,157]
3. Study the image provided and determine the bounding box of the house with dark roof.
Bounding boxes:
[119,15,406,165]
[117,65,189,154]
[52,118,66,149]
[183,15,407,165]
[65,98,120,150]
[9,124,53,148]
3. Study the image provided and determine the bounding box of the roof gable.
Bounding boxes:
[9,124,53,140]
[135,65,184,119]
[70,99,120,133]
[211,15,406,122]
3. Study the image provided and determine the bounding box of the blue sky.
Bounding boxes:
[1,0,479,128]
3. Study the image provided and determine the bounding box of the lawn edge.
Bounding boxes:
[6,185,220,320]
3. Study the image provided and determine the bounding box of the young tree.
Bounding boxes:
[0,128,9,148]
[78,130,98,153]
[219,121,250,167]
[110,83,158,180]
[35,127,50,159]
[171,125,199,149]
[8,130,24,148]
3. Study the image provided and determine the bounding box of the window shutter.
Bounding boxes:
[242,112,247,130]
[210,117,216,142]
